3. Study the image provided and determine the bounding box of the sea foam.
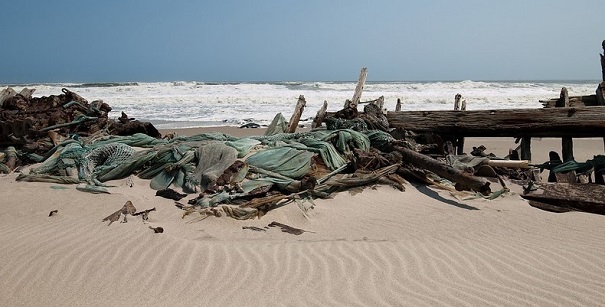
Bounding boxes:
[5,80,599,129]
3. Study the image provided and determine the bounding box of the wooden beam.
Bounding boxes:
[287,95,306,133]
[385,106,605,138]
[522,182,605,215]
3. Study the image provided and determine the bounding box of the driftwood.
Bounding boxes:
[345,67,367,109]
[386,107,605,138]
[287,95,306,133]
[312,100,328,129]
[522,182,605,215]
[393,145,491,195]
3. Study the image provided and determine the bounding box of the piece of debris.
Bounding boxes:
[133,207,156,221]
[242,226,266,232]
[156,188,187,200]
[240,123,260,129]
[149,226,164,233]
[48,210,58,217]
[102,200,137,225]
[268,221,312,235]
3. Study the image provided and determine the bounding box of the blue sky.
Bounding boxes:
[1,0,603,83]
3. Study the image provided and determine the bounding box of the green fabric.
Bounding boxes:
[193,143,239,191]
[264,113,288,136]
[225,138,261,158]
[246,147,315,179]
[446,155,489,172]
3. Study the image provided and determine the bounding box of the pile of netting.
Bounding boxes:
[15,114,407,220]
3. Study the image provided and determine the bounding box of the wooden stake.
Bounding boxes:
[287,95,306,133]
[454,94,465,155]
[558,88,574,161]
[312,100,328,129]
[347,67,367,109]
[601,39,605,82]
[454,93,462,110]
[520,136,532,161]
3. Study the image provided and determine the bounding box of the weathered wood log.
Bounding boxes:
[558,88,574,162]
[287,95,306,133]
[393,145,491,195]
[312,100,328,129]
[346,67,367,109]
[385,106,605,138]
[522,182,605,215]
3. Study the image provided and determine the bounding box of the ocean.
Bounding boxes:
[3,80,600,129]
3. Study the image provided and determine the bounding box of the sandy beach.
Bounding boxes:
[1,126,605,306]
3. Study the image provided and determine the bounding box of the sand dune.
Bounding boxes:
[2,131,605,306]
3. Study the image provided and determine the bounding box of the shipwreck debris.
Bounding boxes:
[268,221,312,235]
[102,200,137,225]
[0,87,160,155]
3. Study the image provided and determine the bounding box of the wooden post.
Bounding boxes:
[287,95,306,133]
[601,39,605,82]
[454,94,465,155]
[395,98,402,111]
[520,136,532,161]
[557,87,574,161]
[454,93,462,110]
[597,40,605,114]
[311,100,328,129]
[346,67,367,109]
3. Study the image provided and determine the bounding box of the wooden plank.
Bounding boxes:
[522,182,605,215]
[384,106,605,138]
